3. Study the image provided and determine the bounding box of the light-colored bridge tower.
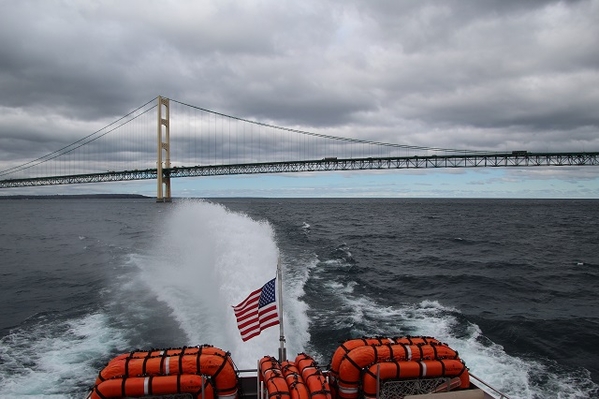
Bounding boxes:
[157,96,171,202]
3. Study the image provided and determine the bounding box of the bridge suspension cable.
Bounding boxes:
[170,99,480,155]
[0,98,157,178]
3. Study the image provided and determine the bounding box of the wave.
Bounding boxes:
[309,272,598,399]
[0,312,128,398]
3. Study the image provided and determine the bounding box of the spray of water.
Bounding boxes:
[135,200,308,368]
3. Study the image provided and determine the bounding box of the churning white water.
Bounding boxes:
[134,200,310,369]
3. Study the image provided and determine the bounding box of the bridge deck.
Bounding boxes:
[1,152,598,188]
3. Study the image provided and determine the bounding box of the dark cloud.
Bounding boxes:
[0,0,598,193]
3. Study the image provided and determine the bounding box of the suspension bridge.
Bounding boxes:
[1,96,598,201]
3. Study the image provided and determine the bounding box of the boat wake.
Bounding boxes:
[130,200,310,369]
[312,283,598,399]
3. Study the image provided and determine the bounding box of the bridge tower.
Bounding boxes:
[156,96,171,202]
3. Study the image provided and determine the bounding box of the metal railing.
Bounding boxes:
[469,373,511,399]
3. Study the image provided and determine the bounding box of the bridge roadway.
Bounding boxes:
[1,152,598,188]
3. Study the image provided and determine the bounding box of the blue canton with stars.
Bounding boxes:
[258,278,276,308]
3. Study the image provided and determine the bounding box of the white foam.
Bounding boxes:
[133,200,311,368]
[326,296,597,398]
[0,312,128,398]
[324,280,356,294]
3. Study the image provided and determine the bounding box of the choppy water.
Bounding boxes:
[0,197,597,398]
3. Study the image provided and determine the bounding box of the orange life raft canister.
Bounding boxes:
[295,353,332,399]
[260,356,291,399]
[281,360,310,399]
[330,337,470,399]
[361,359,470,399]
[89,374,213,399]
[89,345,238,399]
[329,336,442,378]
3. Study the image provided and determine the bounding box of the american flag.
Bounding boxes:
[233,278,279,341]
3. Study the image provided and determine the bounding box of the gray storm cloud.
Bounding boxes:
[1,0,598,194]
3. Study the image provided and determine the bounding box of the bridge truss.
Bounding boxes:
[1,96,598,198]
[2,152,598,189]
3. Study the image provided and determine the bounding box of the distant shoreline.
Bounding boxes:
[0,194,150,200]
[0,195,597,201]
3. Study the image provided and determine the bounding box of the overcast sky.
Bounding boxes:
[1,0,598,198]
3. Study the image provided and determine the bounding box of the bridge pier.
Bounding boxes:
[156,96,171,202]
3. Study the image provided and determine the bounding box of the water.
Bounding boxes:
[0,197,597,398]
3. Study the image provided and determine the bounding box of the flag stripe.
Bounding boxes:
[233,290,261,311]
[233,278,279,342]
[238,304,278,331]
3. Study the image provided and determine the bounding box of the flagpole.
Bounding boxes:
[277,256,287,362]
